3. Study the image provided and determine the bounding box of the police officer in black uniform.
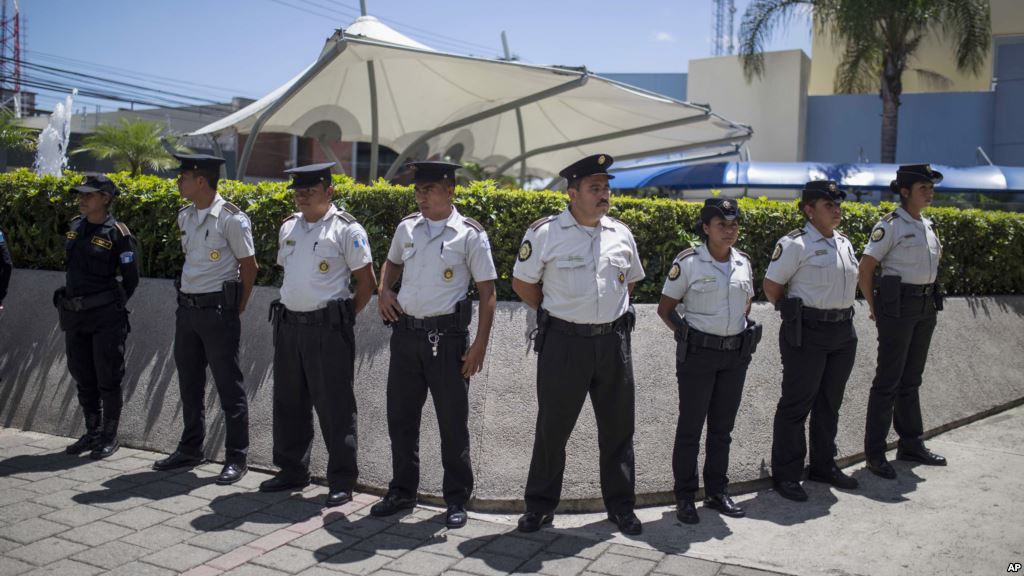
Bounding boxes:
[57,175,139,459]
[263,163,376,506]
[153,154,258,485]
[0,224,11,310]
[512,154,645,535]
[860,164,947,478]
[658,198,758,524]
[763,181,860,502]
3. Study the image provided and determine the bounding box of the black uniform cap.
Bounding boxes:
[407,161,461,184]
[801,180,846,203]
[559,154,616,182]
[894,163,943,188]
[284,162,336,189]
[72,174,119,197]
[173,153,226,173]
[699,197,740,223]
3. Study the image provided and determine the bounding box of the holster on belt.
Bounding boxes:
[53,287,70,331]
[268,298,284,346]
[740,319,763,358]
[777,297,803,348]
[623,304,637,333]
[455,297,473,330]
[222,280,241,310]
[932,283,944,311]
[532,307,550,353]
[876,275,901,318]
[669,310,689,363]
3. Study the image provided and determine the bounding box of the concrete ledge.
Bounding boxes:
[1,269,1022,512]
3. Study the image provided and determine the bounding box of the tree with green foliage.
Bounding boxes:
[0,109,36,152]
[72,118,186,176]
[739,0,990,163]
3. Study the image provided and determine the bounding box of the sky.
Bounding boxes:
[16,0,814,113]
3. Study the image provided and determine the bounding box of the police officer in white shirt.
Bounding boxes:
[763,180,860,502]
[372,161,497,529]
[261,163,377,507]
[658,198,758,524]
[512,154,645,536]
[153,154,258,486]
[860,164,947,479]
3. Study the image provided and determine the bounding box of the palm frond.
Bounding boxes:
[738,0,815,82]
[937,0,991,74]
[909,67,953,90]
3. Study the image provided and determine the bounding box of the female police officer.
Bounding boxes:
[658,198,758,524]
[58,175,139,460]
[763,180,859,502]
[860,164,947,479]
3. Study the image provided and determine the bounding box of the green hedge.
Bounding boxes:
[2,169,1023,303]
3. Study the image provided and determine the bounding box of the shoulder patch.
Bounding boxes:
[530,215,556,231]
[222,201,241,215]
[882,211,898,223]
[334,210,357,224]
[786,229,806,239]
[870,227,885,242]
[401,212,421,222]
[462,217,484,232]
[771,243,784,261]
[114,222,132,237]
[675,248,696,261]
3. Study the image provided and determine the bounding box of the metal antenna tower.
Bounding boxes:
[0,0,22,116]
[711,0,736,56]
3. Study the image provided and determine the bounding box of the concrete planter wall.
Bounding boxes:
[1,269,1022,512]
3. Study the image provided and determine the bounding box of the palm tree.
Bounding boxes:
[0,109,36,152]
[739,0,990,163]
[73,118,185,176]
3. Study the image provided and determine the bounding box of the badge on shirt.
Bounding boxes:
[870,227,885,242]
[771,243,783,261]
[0,231,5,244]
[518,240,532,262]
[91,236,113,250]
[617,271,625,283]
[66,231,77,240]
[319,260,329,273]
[210,249,221,261]
[668,263,681,281]
[443,267,454,282]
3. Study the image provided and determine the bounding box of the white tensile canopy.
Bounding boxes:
[193,15,753,182]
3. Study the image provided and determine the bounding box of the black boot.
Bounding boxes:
[66,413,101,455]
[90,418,120,460]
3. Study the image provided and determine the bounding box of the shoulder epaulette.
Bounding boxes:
[530,215,556,231]
[222,201,241,215]
[282,213,298,224]
[786,229,806,238]
[882,212,898,223]
[71,215,83,223]
[114,222,132,237]
[834,230,847,238]
[401,212,421,222]
[334,210,357,224]
[675,248,696,261]
[177,205,190,214]
[462,217,484,232]
[737,249,751,260]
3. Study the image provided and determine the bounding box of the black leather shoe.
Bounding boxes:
[808,465,859,490]
[445,504,468,529]
[67,413,101,455]
[259,474,310,493]
[216,462,247,485]
[369,493,417,517]
[517,511,554,533]
[153,451,203,471]
[704,493,745,517]
[897,446,947,466]
[89,439,119,460]
[773,479,808,502]
[866,458,897,479]
[607,510,643,535]
[326,491,353,507]
[676,499,699,524]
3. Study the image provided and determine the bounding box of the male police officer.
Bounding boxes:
[263,163,376,506]
[154,154,258,485]
[374,161,497,529]
[512,154,645,535]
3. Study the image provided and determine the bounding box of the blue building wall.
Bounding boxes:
[805,92,996,166]
[600,73,687,101]
[994,43,1024,166]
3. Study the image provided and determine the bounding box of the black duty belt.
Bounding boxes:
[61,289,120,312]
[177,291,225,308]
[803,307,855,322]
[901,283,935,297]
[688,327,744,351]
[395,312,461,332]
[548,315,629,337]
[281,307,330,325]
